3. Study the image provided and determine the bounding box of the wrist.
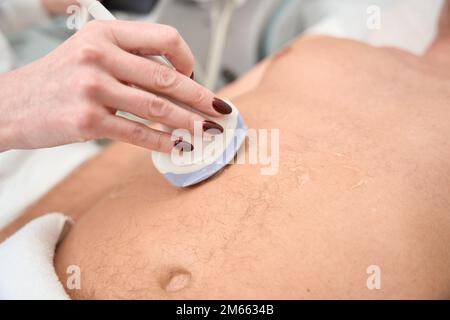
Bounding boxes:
[0,72,20,152]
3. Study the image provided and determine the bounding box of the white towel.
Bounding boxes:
[0,213,71,300]
[0,142,101,230]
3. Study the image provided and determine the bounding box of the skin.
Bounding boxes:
[50,36,450,298]
[0,19,229,153]
[2,4,450,300]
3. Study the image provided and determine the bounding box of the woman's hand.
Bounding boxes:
[0,20,231,153]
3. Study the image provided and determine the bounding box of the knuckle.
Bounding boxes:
[152,64,177,90]
[75,108,100,133]
[77,75,103,97]
[76,44,104,64]
[162,25,181,48]
[129,125,149,146]
[147,96,170,119]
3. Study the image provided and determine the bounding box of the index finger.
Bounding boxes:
[105,20,194,77]
[108,49,232,118]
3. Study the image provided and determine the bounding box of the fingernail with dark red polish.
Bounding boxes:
[212,98,232,115]
[203,120,224,134]
[174,138,194,152]
[190,72,195,80]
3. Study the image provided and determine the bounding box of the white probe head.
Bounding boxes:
[152,101,247,188]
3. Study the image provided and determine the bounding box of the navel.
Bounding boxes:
[162,269,192,293]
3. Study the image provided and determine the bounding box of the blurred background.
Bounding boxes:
[6,0,444,91]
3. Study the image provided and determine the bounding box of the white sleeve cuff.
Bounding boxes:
[0,0,51,36]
